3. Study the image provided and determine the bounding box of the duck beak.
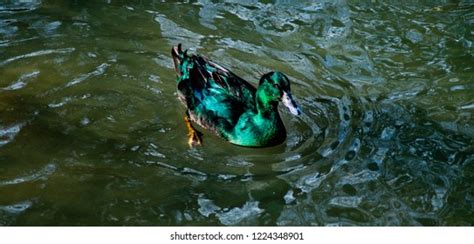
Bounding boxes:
[282,91,301,116]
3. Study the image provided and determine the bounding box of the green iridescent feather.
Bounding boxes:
[171,44,301,147]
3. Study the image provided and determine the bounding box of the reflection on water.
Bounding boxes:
[0,0,473,225]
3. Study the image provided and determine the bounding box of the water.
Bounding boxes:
[0,0,473,226]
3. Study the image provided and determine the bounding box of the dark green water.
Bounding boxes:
[0,0,473,226]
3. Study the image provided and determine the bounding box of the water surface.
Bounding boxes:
[0,0,473,225]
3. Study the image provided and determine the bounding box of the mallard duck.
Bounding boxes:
[171,44,301,147]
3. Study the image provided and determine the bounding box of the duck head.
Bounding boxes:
[258,71,302,116]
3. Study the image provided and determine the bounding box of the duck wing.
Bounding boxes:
[173,46,256,103]
[172,45,257,131]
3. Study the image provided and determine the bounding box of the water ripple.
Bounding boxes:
[0,123,25,148]
[0,201,33,214]
[0,164,57,186]
[0,0,472,226]
[0,48,75,66]
[153,14,203,48]
[216,201,264,225]
[1,71,40,91]
[0,0,41,14]
[65,63,111,88]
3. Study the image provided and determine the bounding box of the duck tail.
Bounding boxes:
[171,43,186,77]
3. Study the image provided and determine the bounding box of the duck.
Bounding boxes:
[171,44,301,147]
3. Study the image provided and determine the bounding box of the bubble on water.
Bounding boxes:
[87,52,97,58]
[106,115,116,123]
[406,29,423,43]
[80,117,90,126]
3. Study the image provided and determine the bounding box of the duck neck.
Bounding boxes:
[253,86,286,144]
[255,87,279,118]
